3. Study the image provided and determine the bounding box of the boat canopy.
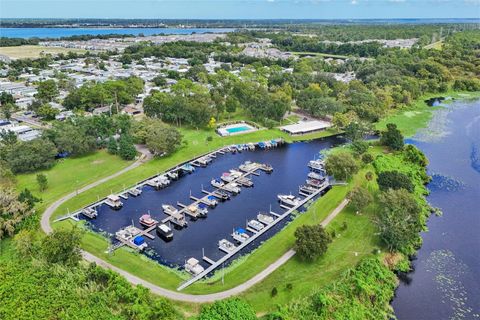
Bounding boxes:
[236,228,246,234]
[133,236,145,245]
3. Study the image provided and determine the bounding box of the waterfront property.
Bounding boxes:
[55,137,341,288]
[216,122,258,137]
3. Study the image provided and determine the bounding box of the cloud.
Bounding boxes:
[351,0,358,4]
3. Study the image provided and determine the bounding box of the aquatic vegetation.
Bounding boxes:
[428,173,465,192]
[470,143,480,174]
[425,250,479,320]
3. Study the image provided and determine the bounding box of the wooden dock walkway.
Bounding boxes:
[177,182,329,291]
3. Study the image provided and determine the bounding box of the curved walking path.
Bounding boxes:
[41,151,349,302]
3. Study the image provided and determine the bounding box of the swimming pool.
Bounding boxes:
[226,126,251,133]
[217,123,257,136]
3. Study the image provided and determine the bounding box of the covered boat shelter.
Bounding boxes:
[279,120,332,135]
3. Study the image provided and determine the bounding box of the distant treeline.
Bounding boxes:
[0,34,135,47]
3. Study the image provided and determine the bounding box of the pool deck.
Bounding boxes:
[217,123,259,137]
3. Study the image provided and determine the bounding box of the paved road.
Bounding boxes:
[41,152,349,302]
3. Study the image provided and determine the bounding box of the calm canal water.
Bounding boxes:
[84,137,343,270]
[393,98,480,320]
[0,28,234,39]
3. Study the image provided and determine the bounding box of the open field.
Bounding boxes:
[0,45,86,59]
[16,150,133,214]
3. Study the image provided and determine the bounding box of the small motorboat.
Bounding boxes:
[105,194,123,209]
[247,219,264,232]
[139,214,157,228]
[81,207,97,219]
[277,194,302,207]
[156,224,173,241]
[232,228,250,243]
[211,179,224,188]
[162,204,178,215]
[218,239,236,253]
[257,212,275,225]
[185,257,204,275]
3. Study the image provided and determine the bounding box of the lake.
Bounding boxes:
[0,27,234,39]
[393,98,480,319]
[83,136,343,270]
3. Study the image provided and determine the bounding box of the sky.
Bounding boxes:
[0,0,479,19]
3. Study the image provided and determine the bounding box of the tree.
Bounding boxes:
[198,298,256,320]
[107,136,118,155]
[294,224,332,261]
[375,189,422,252]
[0,92,15,105]
[344,121,369,142]
[208,117,216,129]
[0,139,57,173]
[325,151,359,181]
[362,153,374,164]
[40,228,83,266]
[36,79,59,102]
[403,144,428,167]
[36,103,59,120]
[47,123,96,156]
[377,170,414,193]
[14,229,38,258]
[146,124,182,156]
[36,173,48,192]
[351,140,369,155]
[380,123,404,151]
[0,188,34,239]
[117,135,137,160]
[17,188,41,210]
[348,186,373,212]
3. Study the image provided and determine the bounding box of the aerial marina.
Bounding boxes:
[56,137,340,287]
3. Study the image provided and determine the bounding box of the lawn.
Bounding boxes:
[16,150,133,213]
[0,45,86,59]
[290,51,351,59]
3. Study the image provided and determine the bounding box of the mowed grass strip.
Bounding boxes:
[0,45,85,59]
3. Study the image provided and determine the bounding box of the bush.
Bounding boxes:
[361,153,374,164]
[348,186,373,212]
[271,287,278,297]
[380,123,404,151]
[325,151,359,181]
[198,298,256,320]
[377,170,414,193]
[351,140,369,155]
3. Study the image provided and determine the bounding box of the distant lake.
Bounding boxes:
[0,27,234,39]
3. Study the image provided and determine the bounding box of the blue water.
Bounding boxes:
[393,99,480,320]
[0,28,234,39]
[226,126,251,134]
[83,137,342,270]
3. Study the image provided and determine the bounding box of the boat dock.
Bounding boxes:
[176,180,329,291]
[107,224,156,254]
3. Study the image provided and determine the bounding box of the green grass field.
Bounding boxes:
[16,150,133,213]
[0,45,86,59]
[290,51,351,59]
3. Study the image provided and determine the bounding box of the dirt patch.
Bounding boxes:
[92,160,105,165]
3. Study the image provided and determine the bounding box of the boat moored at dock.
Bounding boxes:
[211,190,230,201]
[223,183,241,195]
[105,194,123,209]
[181,163,195,173]
[232,228,250,243]
[257,212,275,225]
[156,223,173,241]
[167,171,179,180]
[259,163,273,173]
[308,159,325,171]
[128,187,142,197]
[162,204,179,215]
[218,239,236,253]
[247,219,264,232]
[185,257,204,275]
[81,207,97,219]
[211,179,224,188]
[277,194,302,207]
[139,214,157,228]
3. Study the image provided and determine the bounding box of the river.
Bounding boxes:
[84,137,343,270]
[393,98,480,320]
[0,27,234,39]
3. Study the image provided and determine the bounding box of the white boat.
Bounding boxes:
[158,175,170,186]
[259,163,273,173]
[221,173,235,183]
[223,183,241,195]
[162,204,179,215]
[237,177,253,187]
[257,213,275,225]
[105,194,123,209]
[128,187,142,197]
[247,143,255,150]
[156,224,173,240]
[307,172,324,180]
[239,161,256,172]
[167,171,178,180]
[82,207,97,219]
[229,169,243,178]
[204,195,218,207]
[308,160,325,171]
[232,228,250,243]
[211,179,224,188]
[147,177,163,189]
[300,184,318,194]
[218,239,236,253]
[185,257,205,275]
[139,214,157,228]
[277,194,302,207]
[115,225,140,241]
[247,219,264,232]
